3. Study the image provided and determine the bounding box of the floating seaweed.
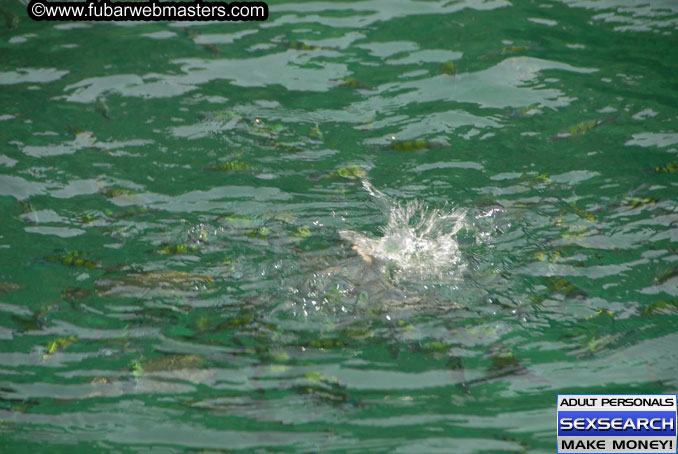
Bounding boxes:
[385,139,441,152]
[651,161,678,174]
[248,226,271,240]
[489,351,521,372]
[585,308,615,321]
[219,214,253,228]
[0,396,37,413]
[532,250,561,263]
[654,268,678,285]
[544,277,587,299]
[501,45,529,54]
[439,61,456,75]
[267,211,295,224]
[565,201,596,221]
[585,334,621,355]
[305,339,346,349]
[309,124,324,140]
[102,187,137,198]
[291,226,311,239]
[150,243,201,256]
[642,300,678,316]
[286,40,325,51]
[46,250,98,269]
[420,341,452,355]
[622,196,659,209]
[339,324,374,340]
[549,116,617,142]
[96,270,214,297]
[272,142,301,153]
[519,173,550,186]
[209,314,256,332]
[44,336,77,358]
[204,160,255,173]
[131,354,205,375]
[123,270,212,287]
[294,372,356,406]
[332,77,369,90]
[74,211,101,226]
[18,199,35,214]
[327,165,366,180]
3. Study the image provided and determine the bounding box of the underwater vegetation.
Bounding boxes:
[651,160,678,174]
[384,138,443,152]
[327,165,366,180]
[642,300,678,316]
[45,250,98,269]
[131,354,206,376]
[622,196,659,209]
[44,336,77,358]
[439,61,456,75]
[549,116,617,142]
[308,124,324,140]
[654,268,678,285]
[204,160,256,173]
[115,270,213,287]
[148,243,201,256]
[332,77,369,90]
[101,187,137,198]
[294,372,357,406]
[285,40,325,51]
[519,172,551,186]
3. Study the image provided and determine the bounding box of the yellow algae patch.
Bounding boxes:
[44,336,77,358]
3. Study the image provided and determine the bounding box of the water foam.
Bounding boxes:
[339,180,467,283]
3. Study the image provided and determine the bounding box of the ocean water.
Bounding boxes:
[1,0,677,452]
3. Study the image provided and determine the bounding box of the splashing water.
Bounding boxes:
[339,180,468,283]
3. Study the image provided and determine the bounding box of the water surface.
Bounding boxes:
[1,0,677,452]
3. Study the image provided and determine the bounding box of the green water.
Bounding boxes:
[1,0,678,452]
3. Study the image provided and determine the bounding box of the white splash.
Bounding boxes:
[340,180,467,282]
